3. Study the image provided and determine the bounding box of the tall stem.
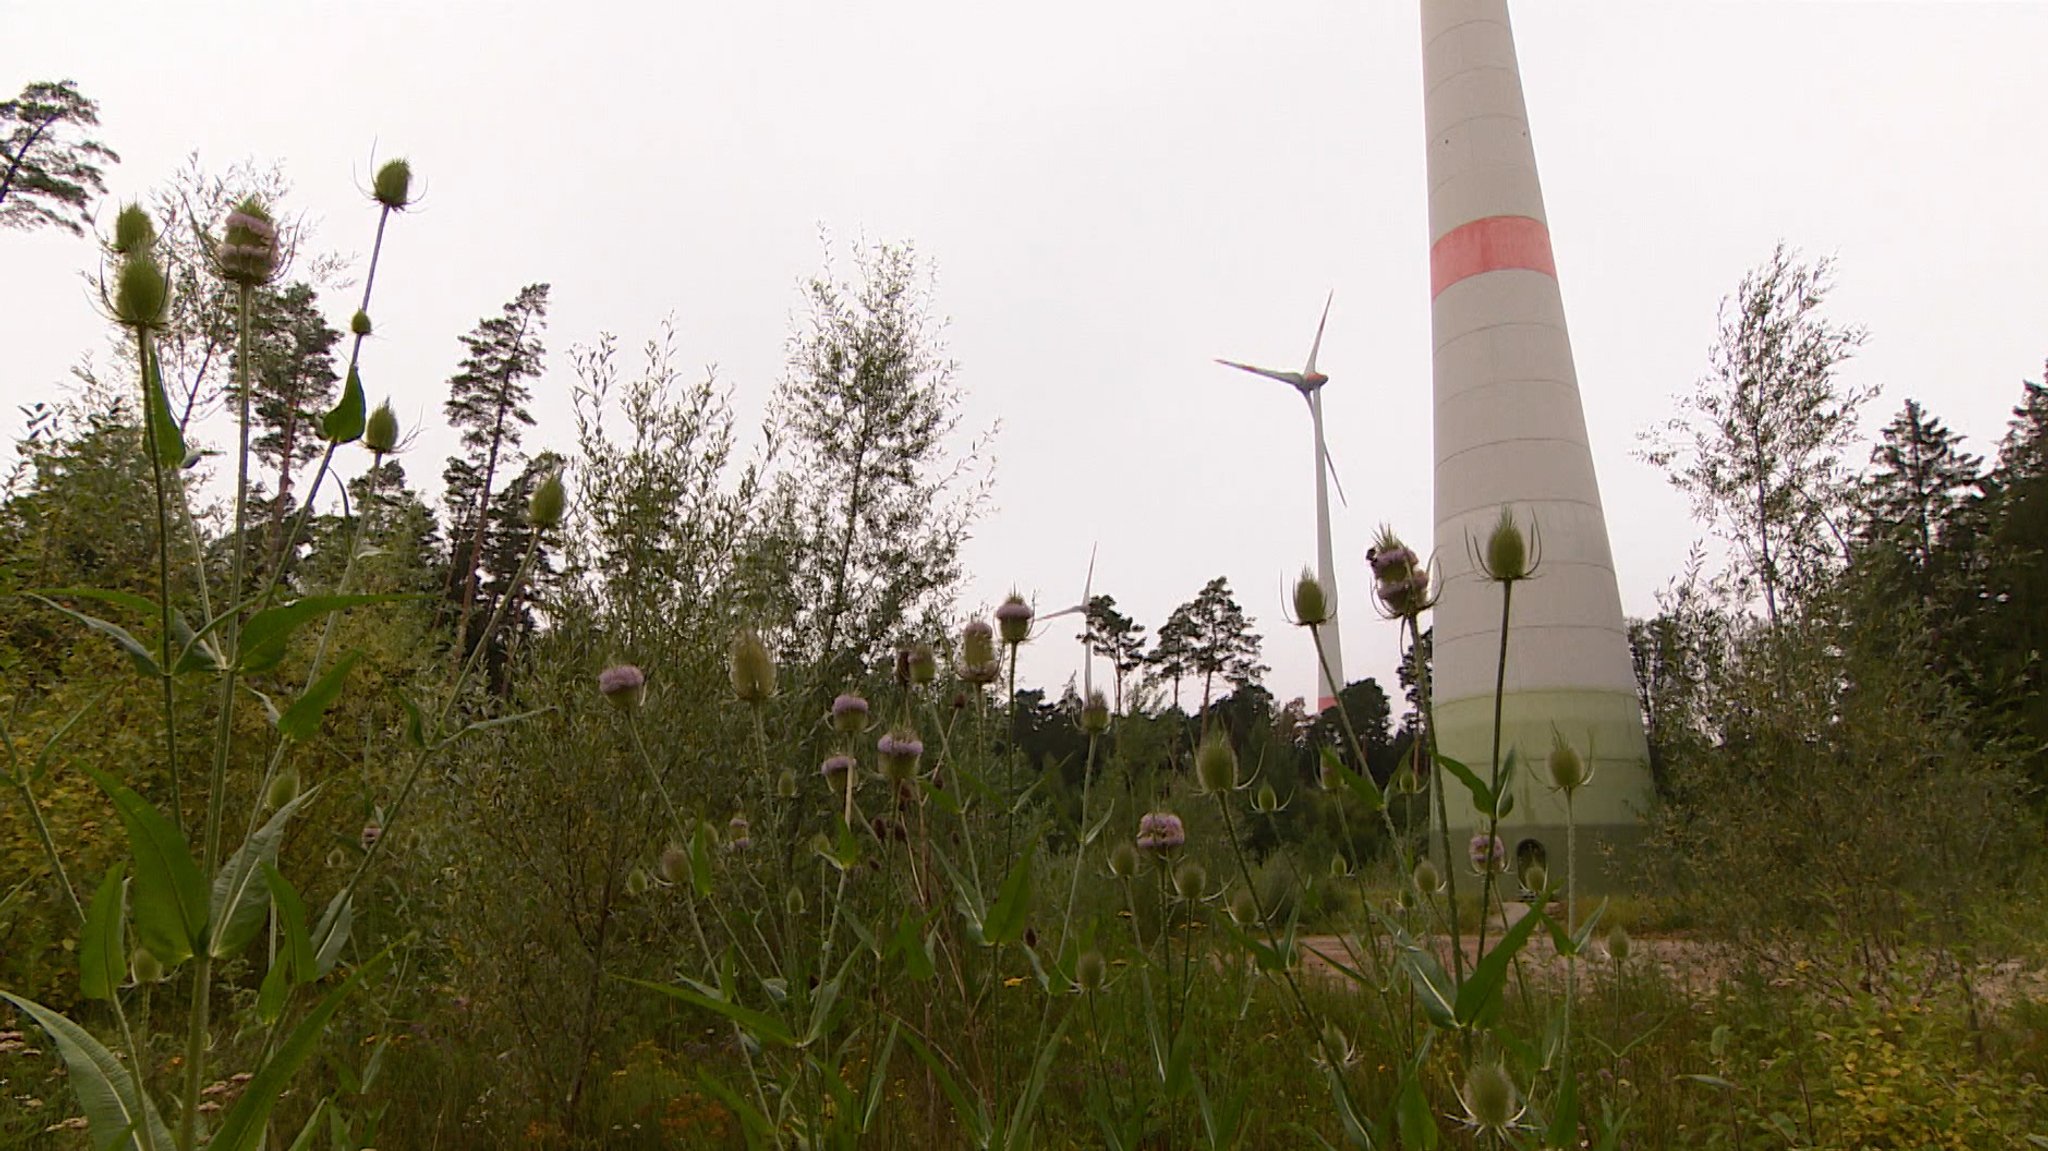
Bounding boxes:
[136,330,184,833]
[1476,580,1516,960]
[1407,614,1464,985]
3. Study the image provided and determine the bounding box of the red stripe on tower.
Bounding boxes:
[1428,215,1555,298]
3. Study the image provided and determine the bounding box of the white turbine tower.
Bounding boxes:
[1217,293,1347,712]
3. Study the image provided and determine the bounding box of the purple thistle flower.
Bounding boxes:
[995,594,1034,644]
[598,664,647,710]
[877,731,925,782]
[830,693,870,734]
[1468,833,1507,874]
[1135,811,1186,852]
[821,754,856,782]
[727,814,752,852]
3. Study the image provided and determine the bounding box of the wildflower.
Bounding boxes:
[598,664,646,710]
[625,868,651,897]
[877,730,924,782]
[1252,781,1282,814]
[909,643,938,684]
[776,768,799,798]
[962,620,997,666]
[528,469,567,529]
[1291,569,1332,626]
[728,630,776,704]
[112,252,169,330]
[1317,1021,1359,1068]
[1368,529,1432,618]
[361,822,383,852]
[1134,811,1185,852]
[1468,833,1507,874]
[130,949,165,985]
[264,767,300,810]
[350,310,373,337]
[1458,1064,1523,1136]
[830,693,870,735]
[995,594,1033,645]
[1413,858,1443,895]
[1107,839,1139,878]
[1607,924,1632,963]
[1079,689,1111,735]
[1172,860,1207,901]
[364,401,401,454]
[820,754,856,783]
[727,814,752,852]
[1075,950,1107,993]
[1195,732,1238,794]
[110,203,156,256]
[216,200,280,286]
[1476,504,1536,583]
[1547,730,1590,793]
[1228,886,1260,926]
[658,843,688,885]
[372,158,415,211]
[785,887,806,916]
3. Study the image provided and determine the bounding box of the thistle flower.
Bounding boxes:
[658,842,689,885]
[1547,730,1591,793]
[264,767,300,810]
[1075,950,1107,993]
[112,252,169,330]
[1291,568,1332,626]
[727,813,752,852]
[821,754,856,783]
[729,629,776,704]
[1252,781,1282,814]
[1413,857,1443,895]
[360,822,383,852]
[1476,504,1537,583]
[110,203,156,256]
[1134,811,1185,853]
[909,642,938,684]
[785,887,806,916]
[598,664,646,710]
[528,469,567,529]
[1607,924,1632,963]
[1228,886,1260,926]
[995,594,1033,645]
[130,948,166,985]
[1171,859,1207,901]
[1079,689,1111,735]
[830,693,870,734]
[1367,529,1433,618]
[877,730,924,782]
[351,310,372,337]
[1195,732,1239,794]
[216,199,280,286]
[364,401,401,455]
[372,158,415,211]
[776,768,799,798]
[1107,839,1139,878]
[1468,833,1507,874]
[1458,1064,1523,1136]
[625,867,651,897]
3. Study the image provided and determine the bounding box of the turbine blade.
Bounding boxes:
[1323,441,1349,508]
[1216,358,1305,387]
[1304,290,1333,376]
[1082,543,1096,697]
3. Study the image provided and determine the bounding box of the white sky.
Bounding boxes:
[8,2,2046,707]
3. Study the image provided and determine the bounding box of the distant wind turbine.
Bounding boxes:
[1216,292,1347,712]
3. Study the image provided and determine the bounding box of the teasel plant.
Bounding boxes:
[1,156,562,1151]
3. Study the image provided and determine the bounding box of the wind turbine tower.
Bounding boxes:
[1218,295,1347,713]
[1422,0,1653,885]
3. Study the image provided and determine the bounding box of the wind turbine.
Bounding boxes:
[1216,292,1347,712]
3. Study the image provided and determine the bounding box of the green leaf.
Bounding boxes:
[890,912,936,981]
[982,845,1033,946]
[207,949,393,1151]
[79,863,127,1002]
[1327,1063,1379,1149]
[81,764,206,965]
[263,863,315,983]
[1682,1073,1739,1091]
[282,1100,327,1151]
[237,594,414,674]
[1000,1011,1071,1151]
[30,586,159,618]
[1547,1067,1582,1147]
[0,991,174,1151]
[1456,901,1545,1028]
[144,345,188,472]
[861,1021,900,1131]
[621,977,796,1048]
[436,706,553,749]
[1320,746,1384,814]
[322,365,365,444]
[257,948,290,1025]
[30,595,159,679]
[688,820,714,898]
[311,890,352,977]
[210,785,321,959]
[1396,1067,1438,1149]
[901,1027,992,1148]
[1399,947,1458,1031]
[1432,751,1494,813]
[277,652,362,741]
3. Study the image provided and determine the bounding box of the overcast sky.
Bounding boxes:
[9,2,2047,708]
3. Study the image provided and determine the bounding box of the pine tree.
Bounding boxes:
[1149,604,1197,713]
[1171,577,1268,719]
[1080,594,1147,714]
[442,284,549,652]
[250,282,343,552]
[1858,399,1983,583]
[0,80,118,237]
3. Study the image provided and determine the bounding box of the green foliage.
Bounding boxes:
[0,80,118,237]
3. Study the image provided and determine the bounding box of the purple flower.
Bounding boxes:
[727,814,752,852]
[1468,833,1507,874]
[995,594,1034,644]
[830,693,870,734]
[598,664,647,709]
[1135,811,1186,852]
[877,731,925,782]
[361,822,383,852]
[821,754,856,782]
